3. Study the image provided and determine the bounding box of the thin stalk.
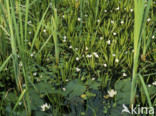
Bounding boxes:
[13,89,27,111]
[142,0,153,57]
[30,5,49,51]
[130,0,145,105]
[131,0,153,106]
[138,74,153,108]
[51,8,59,64]
[6,0,19,87]
[0,54,12,72]
[24,0,29,44]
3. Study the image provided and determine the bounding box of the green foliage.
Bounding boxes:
[36,82,54,94]
[64,79,86,98]
[115,79,131,104]
[0,0,156,115]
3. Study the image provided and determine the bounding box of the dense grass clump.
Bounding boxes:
[0,0,156,115]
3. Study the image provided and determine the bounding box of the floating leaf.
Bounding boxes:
[115,79,131,104]
[85,79,100,90]
[64,79,86,98]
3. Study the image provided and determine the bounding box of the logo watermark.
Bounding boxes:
[122,104,155,115]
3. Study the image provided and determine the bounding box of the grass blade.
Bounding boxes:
[0,54,12,72]
[138,74,153,108]
[13,89,27,111]
[30,5,49,51]
[51,8,59,64]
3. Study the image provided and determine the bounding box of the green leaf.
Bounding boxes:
[147,85,156,96]
[6,92,18,103]
[86,91,96,97]
[86,79,100,90]
[36,82,54,94]
[64,79,86,98]
[29,88,44,110]
[110,105,130,116]
[115,79,131,104]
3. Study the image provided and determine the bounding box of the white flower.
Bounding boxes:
[92,78,95,81]
[130,9,133,12]
[108,89,117,98]
[152,81,156,86]
[28,20,32,24]
[30,53,34,57]
[104,10,107,13]
[29,31,32,35]
[43,29,46,33]
[115,58,119,63]
[41,103,50,111]
[75,48,78,51]
[107,40,111,45]
[120,20,124,24]
[76,67,81,72]
[97,19,100,23]
[62,15,65,18]
[103,63,107,67]
[62,88,66,91]
[63,39,66,42]
[76,57,79,61]
[19,61,23,67]
[125,51,128,54]
[100,37,103,40]
[94,54,99,58]
[93,52,99,58]
[86,54,92,58]
[152,35,155,39]
[112,54,116,57]
[65,79,69,82]
[123,73,127,77]
[69,45,72,49]
[148,84,151,87]
[111,20,114,24]
[33,72,37,76]
[132,49,134,53]
[63,36,67,40]
[19,102,22,105]
[113,32,117,36]
[85,14,88,17]
[116,7,120,10]
[85,47,88,50]
[78,17,81,21]
[147,18,151,22]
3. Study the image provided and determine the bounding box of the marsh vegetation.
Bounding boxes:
[0,0,156,115]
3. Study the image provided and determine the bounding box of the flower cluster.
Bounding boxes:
[41,103,50,111]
